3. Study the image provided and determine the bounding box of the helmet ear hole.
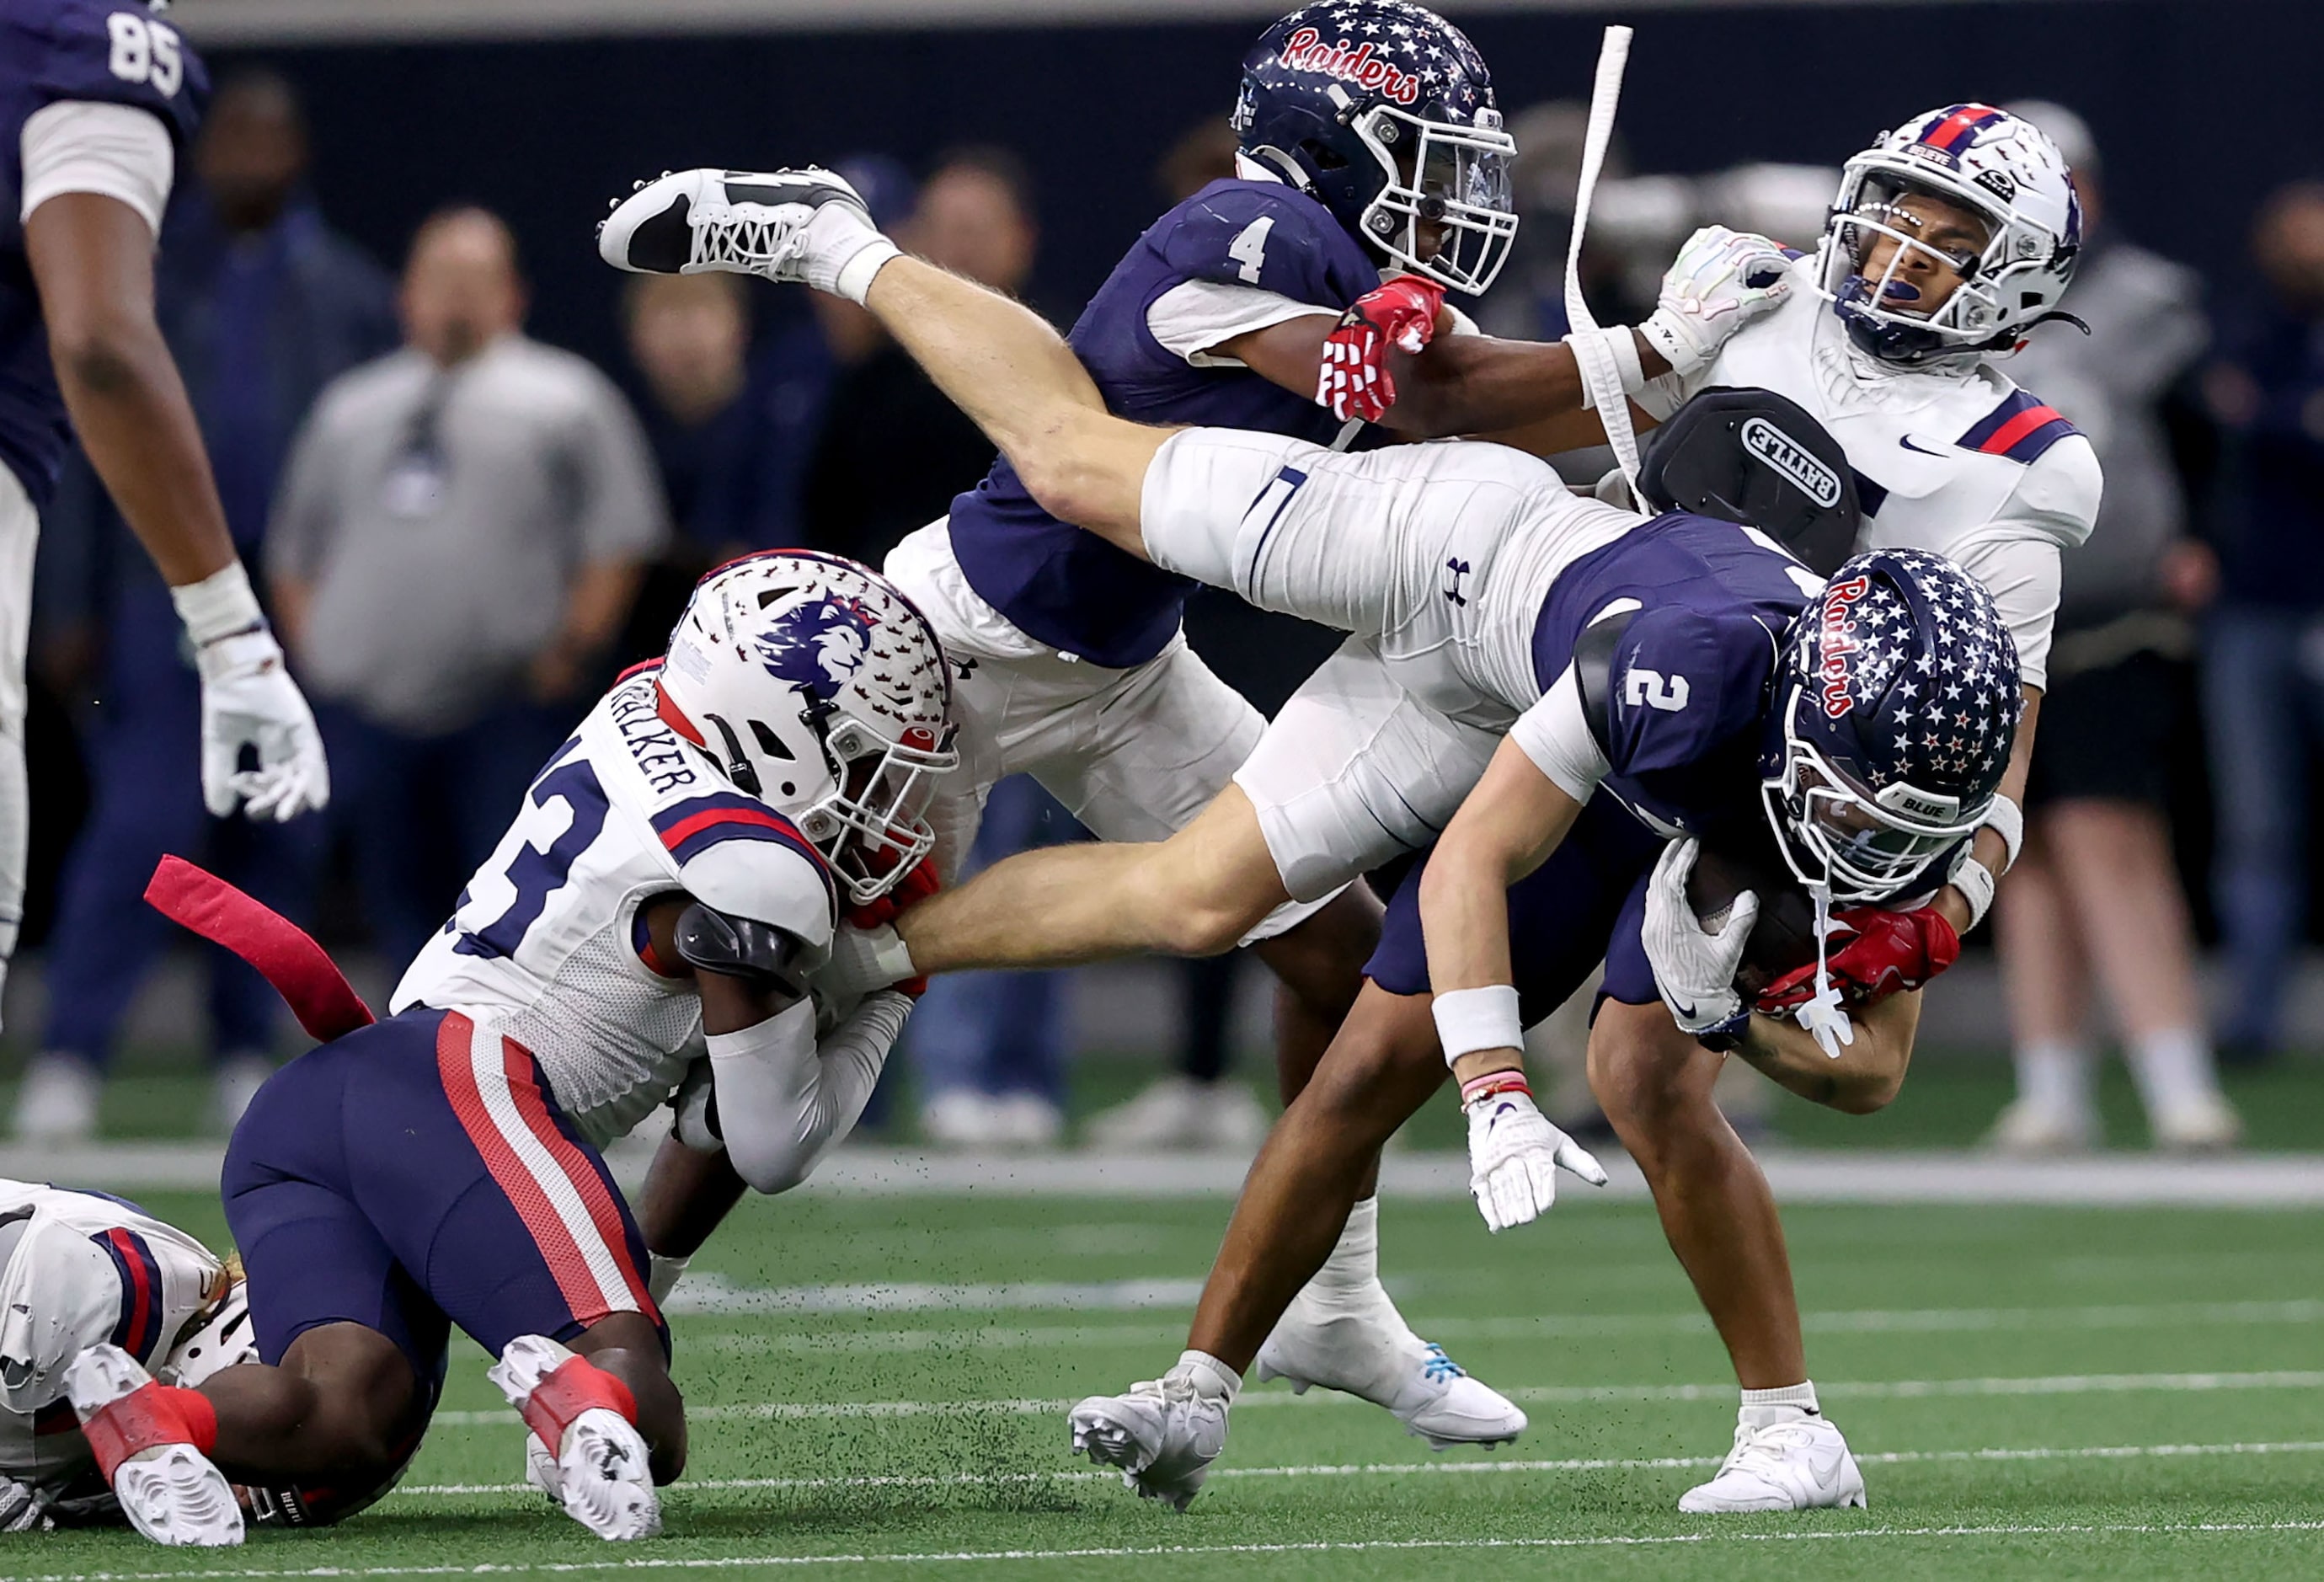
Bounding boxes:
[749,720,795,761]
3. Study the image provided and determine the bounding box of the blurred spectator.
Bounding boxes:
[267,207,665,968]
[855,147,1072,1150]
[799,147,1022,570]
[13,70,396,1143]
[615,270,752,664]
[1989,103,2240,1153]
[2199,179,2324,1061]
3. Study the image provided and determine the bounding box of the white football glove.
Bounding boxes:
[195,627,329,822]
[0,1475,48,1532]
[1643,838,1756,1037]
[1637,226,1794,378]
[820,921,916,1003]
[1464,1085,1606,1233]
[670,1057,722,1153]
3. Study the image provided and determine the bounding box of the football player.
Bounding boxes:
[0,0,329,1010]
[599,0,1791,1451]
[599,186,2017,1510]
[1325,102,2096,1507]
[58,553,954,1547]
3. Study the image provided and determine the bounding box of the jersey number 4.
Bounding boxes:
[105,13,184,98]
[454,751,610,959]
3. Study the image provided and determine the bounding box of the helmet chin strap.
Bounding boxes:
[1795,878,1855,1060]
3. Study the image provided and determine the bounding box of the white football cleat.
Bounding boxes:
[598,167,893,297]
[2150,1091,2243,1153]
[489,1336,660,1542]
[65,1344,243,1547]
[1255,1281,1525,1450]
[1678,1414,1867,1513]
[1068,1364,1231,1512]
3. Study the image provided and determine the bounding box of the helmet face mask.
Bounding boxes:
[1352,100,1518,294]
[1814,104,2082,369]
[1762,703,1982,903]
[658,551,957,906]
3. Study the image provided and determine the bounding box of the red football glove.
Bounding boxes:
[1316,276,1448,423]
[842,858,940,997]
[1753,905,1960,1016]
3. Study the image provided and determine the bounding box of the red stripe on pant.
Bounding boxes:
[435,1012,613,1326]
[491,1035,660,1325]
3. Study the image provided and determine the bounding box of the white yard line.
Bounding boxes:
[429,1368,2324,1427]
[395,1438,2324,1497]
[21,1141,2324,1206]
[675,1296,2324,1348]
[21,1519,2324,1579]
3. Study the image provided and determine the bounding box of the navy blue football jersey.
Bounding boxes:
[1534,514,1819,847]
[0,0,205,506]
[946,179,1384,668]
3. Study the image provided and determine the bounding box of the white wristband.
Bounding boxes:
[1980,794,2024,874]
[1949,853,1997,933]
[646,1252,690,1306]
[1432,984,1525,1068]
[169,560,266,647]
[834,238,902,305]
[1562,325,1646,413]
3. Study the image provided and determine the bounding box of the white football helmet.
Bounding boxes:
[1814,103,2083,369]
[656,551,956,904]
[158,1279,254,1389]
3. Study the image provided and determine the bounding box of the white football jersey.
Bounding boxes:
[0,1181,225,1487]
[393,665,840,1146]
[1640,256,2102,688]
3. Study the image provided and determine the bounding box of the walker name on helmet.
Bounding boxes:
[654,551,956,904]
[1761,548,2022,905]
[1815,103,2082,367]
[1232,1,1518,294]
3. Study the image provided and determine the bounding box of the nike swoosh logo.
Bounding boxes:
[1899,434,1948,457]
[1670,997,1696,1019]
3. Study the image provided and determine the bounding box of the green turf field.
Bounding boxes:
[17,1186,2324,1580]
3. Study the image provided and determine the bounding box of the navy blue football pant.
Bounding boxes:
[317,700,569,971]
[42,591,325,1067]
[1363,798,1669,1020]
[223,1005,665,1380]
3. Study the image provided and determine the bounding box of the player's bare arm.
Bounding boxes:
[1735,984,1921,1114]
[24,191,235,585]
[1417,739,1582,1085]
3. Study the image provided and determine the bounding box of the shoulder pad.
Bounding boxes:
[1156,181,1361,305]
[651,791,837,951]
[674,903,810,999]
[2006,431,2102,548]
[1600,604,1782,775]
[1955,388,2081,466]
[37,3,206,148]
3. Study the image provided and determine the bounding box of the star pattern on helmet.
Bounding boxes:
[1275,1,1491,118]
[1803,549,2022,795]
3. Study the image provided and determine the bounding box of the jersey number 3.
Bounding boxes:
[454,751,610,959]
[106,13,184,97]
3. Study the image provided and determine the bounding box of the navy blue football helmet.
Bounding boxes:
[1760,549,2022,903]
[1232,3,1517,294]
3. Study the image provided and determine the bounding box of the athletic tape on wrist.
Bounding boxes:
[834,239,901,305]
[1981,794,2024,874]
[1951,854,1996,933]
[169,560,265,647]
[1432,984,1525,1068]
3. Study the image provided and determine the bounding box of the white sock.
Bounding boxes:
[1310,1196,1381,1298]
[1173,1349,1242,1403]
[2014,1039,2093,1114]
[1739,1381,1819,1429]
[2126,1026,2221,1112]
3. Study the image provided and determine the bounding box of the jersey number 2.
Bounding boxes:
[454,751,610,959]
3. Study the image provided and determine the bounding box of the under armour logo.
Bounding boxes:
[1443,558,1472,606]
[954,656,979,681]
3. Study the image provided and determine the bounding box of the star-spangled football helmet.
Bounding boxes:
[655,551,956,904]
[1760,549,2022,905]
[1232,2,1518,295]
[1814,104,2082,368]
